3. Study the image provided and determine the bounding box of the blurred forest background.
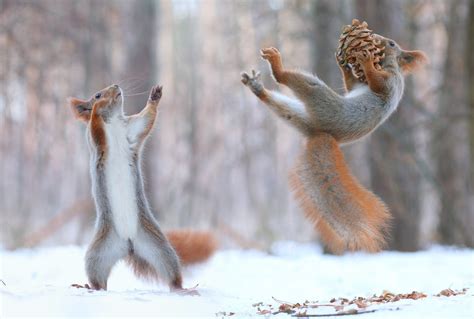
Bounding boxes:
[1,0,473,251]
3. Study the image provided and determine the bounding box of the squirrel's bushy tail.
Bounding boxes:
[166,229,217,265]
[289,133,391,253]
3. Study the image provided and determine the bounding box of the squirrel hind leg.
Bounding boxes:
[126,252,184,291]
[85,227,128,290]
[132,217,183,289]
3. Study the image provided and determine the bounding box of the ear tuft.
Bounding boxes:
[68,97,91,122]
[399,50,428,75]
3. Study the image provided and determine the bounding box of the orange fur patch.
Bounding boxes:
[68,97,91,122]
[290,133,391,253]
[399,50,428,75]
[166,229,218,265]
[89,108,107,163]
[362,61,391,96]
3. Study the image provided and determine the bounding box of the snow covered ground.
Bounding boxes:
[1,242,473,318]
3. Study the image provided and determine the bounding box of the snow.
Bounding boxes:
[1,242,473,318]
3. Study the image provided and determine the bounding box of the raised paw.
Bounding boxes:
[241,70,264,97]
[149,85,163,102]
[261,47,285,81]
[260,47,281,61]
[241,69,260,85]
[354,50,371,64]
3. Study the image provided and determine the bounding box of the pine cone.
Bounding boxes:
[336,19,385,84]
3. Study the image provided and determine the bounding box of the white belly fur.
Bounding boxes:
[105,119,139,239]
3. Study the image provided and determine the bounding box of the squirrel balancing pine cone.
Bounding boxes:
[336,19,385,84]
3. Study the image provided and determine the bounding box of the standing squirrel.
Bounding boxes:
[241,35,427,253]
[68,84,216,291]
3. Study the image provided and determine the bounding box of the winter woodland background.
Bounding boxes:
[1,0,473,252]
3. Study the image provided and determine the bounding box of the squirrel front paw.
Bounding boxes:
[260,47,281,62]
[261,47,284,71]
[241,70,264,97]
[261,47,285,82]
[149,85,163,102]
[335,52,351,71]
[354,50,372,65]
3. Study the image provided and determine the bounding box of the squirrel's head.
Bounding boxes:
[374,35,428,75]
[69,84,123,122]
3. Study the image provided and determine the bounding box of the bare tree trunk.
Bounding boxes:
[82,0,111,94]
[173,5,199,224]
[468,0,474,209]
[435,0,473,247]
[355,0,423,251]
[310,0,342,88]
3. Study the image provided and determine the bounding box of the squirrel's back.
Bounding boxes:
[290,133,391,253]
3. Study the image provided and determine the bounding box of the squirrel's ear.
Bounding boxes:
[398,50,428,75]
[68,97,91,122]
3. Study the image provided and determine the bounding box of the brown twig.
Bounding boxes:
[292,309,379,317]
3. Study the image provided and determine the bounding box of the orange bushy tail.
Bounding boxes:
[289,133,391,253]
[166,229,218,265]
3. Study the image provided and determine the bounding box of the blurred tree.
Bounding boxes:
[81,0,111,94]
[310,0,343,88]
[435,0,473,247]
[468,0,474,221]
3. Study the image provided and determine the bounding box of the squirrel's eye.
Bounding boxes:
[95,93,101,99]
[389,41,395,47]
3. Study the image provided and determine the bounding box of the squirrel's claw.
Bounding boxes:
[241,72,251,85]
[260,47,280,60]
[241,70,261,85]
[354,50,371,63]
[241,70,264,96]
[149,85,163,101]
